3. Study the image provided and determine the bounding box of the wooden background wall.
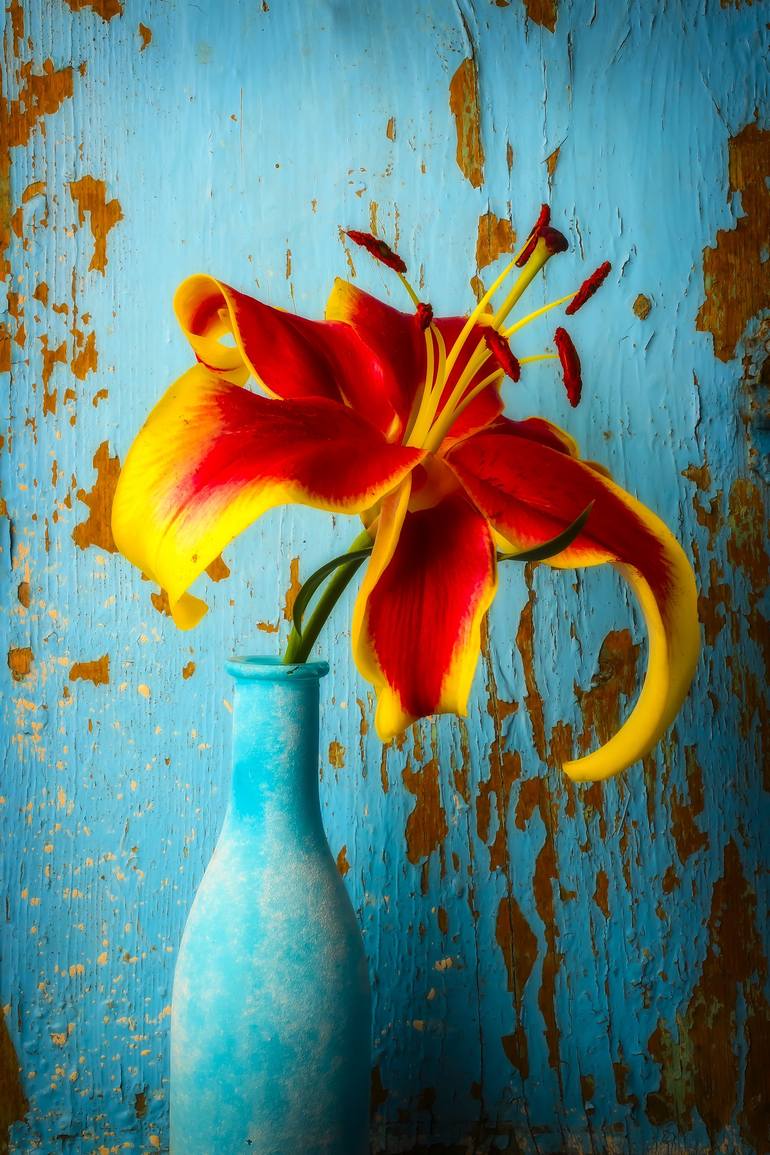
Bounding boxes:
[1,1,768,1152]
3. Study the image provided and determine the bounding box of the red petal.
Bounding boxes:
[486,414,580,457]
[112,365,423,629]
[326,281,501,441]
[446,427,699,779]
[353,472,497,738]
[174,274,399,436]
[325,278,425,430]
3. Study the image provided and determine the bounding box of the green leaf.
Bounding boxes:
[497,501,594,564]
[292,547,373,637]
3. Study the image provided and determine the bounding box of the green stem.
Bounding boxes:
[282,529,373,664]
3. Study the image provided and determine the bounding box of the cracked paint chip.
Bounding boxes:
[69,655,110,685]
[696,123,770,361]
[475,211,516,272]
[63,0,124,21]
[68,176,123,274]
[449,57,485,189]
[522,0,558,32]
[72,441,120,553]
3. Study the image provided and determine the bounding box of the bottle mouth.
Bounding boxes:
[225,656,329,682]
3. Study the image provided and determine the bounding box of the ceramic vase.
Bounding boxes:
[170,657,371,1155]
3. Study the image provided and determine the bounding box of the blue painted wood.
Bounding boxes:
[1,1,768,1152]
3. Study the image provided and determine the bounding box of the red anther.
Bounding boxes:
[515,204,551,267]
[416,302,434,330]
[540,226,569,255]
[565,261,612,315]
[554,327,582,407]
[484,327,521,382]
[345,229,407,274]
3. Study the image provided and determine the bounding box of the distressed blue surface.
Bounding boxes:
[1,1,769,1152]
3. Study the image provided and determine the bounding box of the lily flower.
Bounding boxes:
[111,218,699,781]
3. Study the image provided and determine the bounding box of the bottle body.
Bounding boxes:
[170,659,370,1155]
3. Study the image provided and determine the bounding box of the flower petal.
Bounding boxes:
[174,274,400,435]
[325,278,425,428]
[111,365,423,629]
[352,471,497,740]
[447,428,699,781]
[325,279,503,440]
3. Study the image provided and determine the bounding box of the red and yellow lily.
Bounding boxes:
[111,216,699,781]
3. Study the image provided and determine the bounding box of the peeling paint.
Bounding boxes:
[475,211,515,272]
[521,0,558,33]
[70,329,97,381]
[0,1013,28,1155]
[646,841,770,1151]
[697,122,770,361]
[282,556,301,621]
[0,57,76,280]
[633,293,652,319]
[69,655,110,685]
[448,57,484,189]
[72,441,120,552]
[515,572,546,762]
[575,629,640,755]
[727,477,769,607]
[328,740,345,769]
[63,0,124,21]
[7,646,32,681]
[68,176,124,274]
[402,759,448,864]
[497,894,538,1078]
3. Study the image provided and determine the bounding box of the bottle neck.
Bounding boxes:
[227,661,327,832]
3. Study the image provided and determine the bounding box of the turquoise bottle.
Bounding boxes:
[170,658,371,1155]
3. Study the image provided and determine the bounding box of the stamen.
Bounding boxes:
[425,368,503,451]
[484,328,521,382]
[345,229,407,274]
[539,226,569,256]
[416,302,434,330]
[493,232,566,327]
[565,261,611,315]
[504,292,575,337]
[516,204,550,267]
[554,327,582,407]
[407,324,448,446]
[397,272,420,307]
[403,325,436,443]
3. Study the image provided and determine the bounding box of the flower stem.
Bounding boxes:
[282,529,373,664]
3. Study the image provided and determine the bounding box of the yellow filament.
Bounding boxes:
[424,239,558,450]
[492,239,554,327]
[519,353,557,364]
[439,221,552,387]
[404,325,436,443]
[428,369,504,449]
[407,232,564,453]
[407,323,447,447]
[397,271,420,308]
[505,292,576,337]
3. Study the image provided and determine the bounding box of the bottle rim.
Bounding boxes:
[225,655,329,682]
